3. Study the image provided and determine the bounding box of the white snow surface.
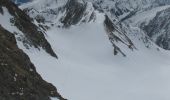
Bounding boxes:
[0,7,18,33]
[21,12,170,100]
[50,97,59,100]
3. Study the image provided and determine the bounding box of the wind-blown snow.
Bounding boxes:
[21,11,170,100]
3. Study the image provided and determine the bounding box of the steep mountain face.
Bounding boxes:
[0,25,63,100]
[101,0,170,51]
[144,8,170,50]
[0,0,57,58]
[0,0,66,100]
[61,0,89,27]
[89,0,170,17]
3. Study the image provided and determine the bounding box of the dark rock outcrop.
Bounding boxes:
[0,25,66,100]
[104,15,135,56]
[61,0,87,27]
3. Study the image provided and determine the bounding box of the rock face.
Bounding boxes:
[0,0,58,58]
[61,0,87,27]
[104,15,135,56]
[0,25,65,100]
[144,8,170,50]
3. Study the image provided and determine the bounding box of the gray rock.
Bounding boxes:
[144,8,170,50]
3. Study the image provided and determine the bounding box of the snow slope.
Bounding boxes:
[0,7,20,33]
[5,0,170,100]
[20,11,170,100]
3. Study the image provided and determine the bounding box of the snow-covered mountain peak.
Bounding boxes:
[2,0,170,100]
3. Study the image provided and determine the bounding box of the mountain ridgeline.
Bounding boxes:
[11,0,31,5]
[0,0,66,100]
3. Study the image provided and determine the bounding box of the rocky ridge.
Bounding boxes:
[0,0,66,100]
